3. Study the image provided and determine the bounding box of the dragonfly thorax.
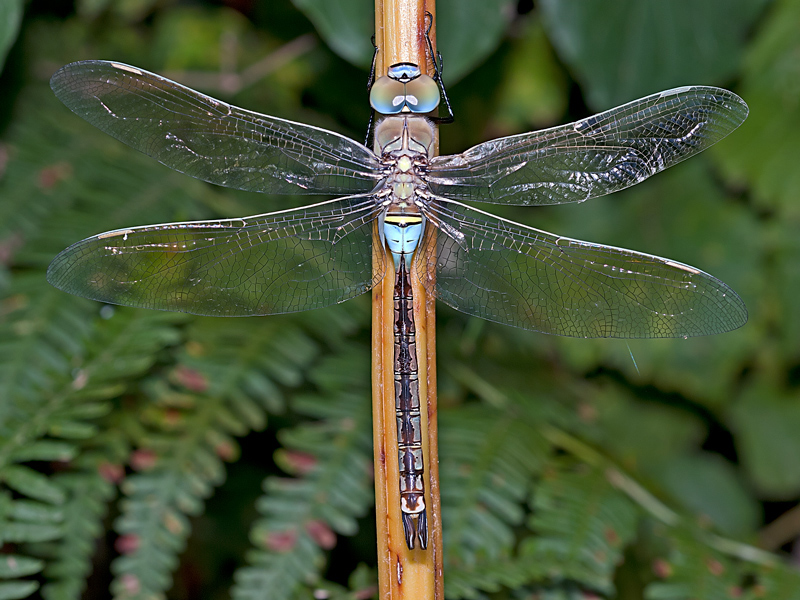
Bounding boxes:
[375,115,433,204]
[374,115,434,268]
[374,115,435,158]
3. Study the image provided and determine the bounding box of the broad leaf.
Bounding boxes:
[730,382,800,498]
[714,0,800,215]
[539,0,768,110]
[657,454,759,537]
[0,0,22,73]
[292,0,514,80]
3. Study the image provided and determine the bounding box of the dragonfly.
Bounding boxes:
[48,56,748,550]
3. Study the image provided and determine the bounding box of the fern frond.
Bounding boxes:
[748,562,800,600]
[645,526,800,600]
[110,316,324,599]
[445,554,531,600]
[290,563,377,600]
[111,458,217,598]
[512,582,599,600]
[0,88,83,279]
[179,317,319,418]
[0,278,98,598]
[232,349,373,600]
[38,457,118,600]
[0,259,187,597]
[644,526,741,600]
[440,405,548,567]
[520,465,640,595]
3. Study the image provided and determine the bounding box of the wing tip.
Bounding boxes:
[663,85,749,129]
[50,59,139,96]
[722,291,749,333]
[45,250,75,294]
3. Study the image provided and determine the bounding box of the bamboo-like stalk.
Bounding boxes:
[371,1,442,599]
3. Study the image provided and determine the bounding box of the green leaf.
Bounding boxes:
[579,384,706,472]
[714,0,800,215]
[77,0,162,22]
[151,6,251,70]
[437,0,515,82]
[233,536,326,600]
[291,0,374,69]
[0,581,39,600]
[54,402,112,421]
[8,499,63,523]
[490,18,568,133]
[75,0,113,18]
[539,0,768,109]
[3,466,65,504]
[292,0,514,80]
[729,382,800,497]
[0,555,44,578]
[0,522,62,544]
[8,441,76,463]
[47,420,98,440]
[0,0,22,73]
[773,217,800,356]
[657,454,759,537]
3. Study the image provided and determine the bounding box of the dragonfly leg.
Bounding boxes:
[367,35,379,89]
[365,37,380,147]
[365,111,376,148]
[424,11,454,125]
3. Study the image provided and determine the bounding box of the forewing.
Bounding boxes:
[426,86,748,206]
[47,196,384,316]
[50,61,383,195]
[419,199,747,338]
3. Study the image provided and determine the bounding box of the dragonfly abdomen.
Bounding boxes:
[393,251,427,550]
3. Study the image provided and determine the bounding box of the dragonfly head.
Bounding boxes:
[370,62,440,116]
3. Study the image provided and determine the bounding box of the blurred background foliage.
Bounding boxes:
[0,0,799,599]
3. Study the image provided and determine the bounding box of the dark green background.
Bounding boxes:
[1,1,799,599]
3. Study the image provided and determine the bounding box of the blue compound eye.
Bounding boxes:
[370,76,405,114]
[405,74,440,113]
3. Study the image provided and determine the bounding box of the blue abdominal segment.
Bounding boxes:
[384,217,424,270]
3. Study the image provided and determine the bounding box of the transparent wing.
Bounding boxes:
[419,198,747,338]
[50,60,383,195]
[426,86,748,206]
[47,195,384,316]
